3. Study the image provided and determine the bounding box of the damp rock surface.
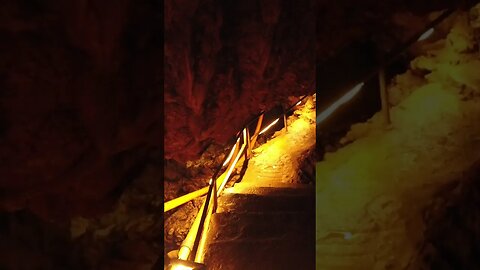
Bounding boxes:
[316,11,480,270]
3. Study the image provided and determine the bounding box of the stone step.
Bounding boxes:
[204,238,315,270]
[226,182,314,195]
[254,174,281,179]
[208,211,314,242]
[254,170,278,174]
[217,192,314,213]
[234,181,313,188]
[252,167,279,172]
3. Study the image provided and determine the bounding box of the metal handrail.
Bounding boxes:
[316,7,462,128]
[168,93,314,268]
[164,94,312,213]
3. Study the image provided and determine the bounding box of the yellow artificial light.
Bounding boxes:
[259,118,280,135]
[222,139,239,167]
[164,186,209,212]
[418,28,434,41]
[317,82,364,124]
[219,143,246,192]
[171,263,194,270]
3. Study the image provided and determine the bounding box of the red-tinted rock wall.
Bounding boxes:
[164,0,316,162]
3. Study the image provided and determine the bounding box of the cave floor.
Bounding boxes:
[202,97,316,269]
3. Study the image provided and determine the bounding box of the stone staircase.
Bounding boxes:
[203,182,315,270]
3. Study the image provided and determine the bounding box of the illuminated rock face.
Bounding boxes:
[164,0,315,162]
[316,11,480,269]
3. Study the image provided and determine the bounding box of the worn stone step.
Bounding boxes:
[234,181,313,188]
[217,192,314,213]
[208,211,314,242]
[226,182,314,195]
[204,238,315,270]
[253,168,278,173]
[254,174,281,179]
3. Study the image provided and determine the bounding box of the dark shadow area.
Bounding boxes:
[316,41,410,159]
[235,157,250,185]
[420,163,480,269]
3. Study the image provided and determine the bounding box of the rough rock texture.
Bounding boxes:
[315,1,475,160]
[0,160,163,270]
[0,0,161,219]
[316,10,480,269]
[67,163,163,270]
[316,0,465,61]
[164,0,315,162]
[415,163,480,269]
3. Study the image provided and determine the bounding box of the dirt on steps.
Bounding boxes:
[203,185,315,270]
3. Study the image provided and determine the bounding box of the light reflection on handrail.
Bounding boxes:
[243,128,247,145]
[222,138,239,167]
[219,143,246,193]
[418,28,434,41]
[259,118,280,135]
[316,82,364,125]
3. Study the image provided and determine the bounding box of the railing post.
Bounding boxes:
[244,141,249,161]
[283,107,288,132]
[194,190,215,263]
[379,68,391,125]
[229,138,240,169]
[212,177,217,213]
[249,114,264,151]
[242,128,250,160]
[246,128,252,159]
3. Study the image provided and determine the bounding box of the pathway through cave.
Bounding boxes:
[200,96,316,269]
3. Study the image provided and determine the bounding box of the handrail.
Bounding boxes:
[164,94,312,213]
[168,93,314,268]
[382,8,455,67]
[316,7,460,127]
[176,134,242,261]
[285,94,309,113]
[164,186,210,212]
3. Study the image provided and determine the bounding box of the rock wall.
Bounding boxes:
[0,0,161,219]
[164,0,315,162]
[316,0,462,60]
